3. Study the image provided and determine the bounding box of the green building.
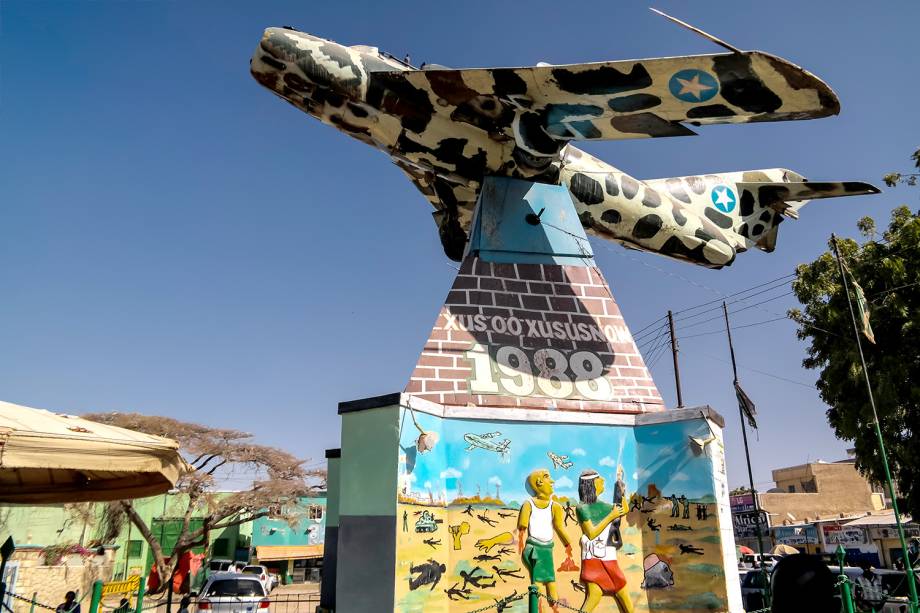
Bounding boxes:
[1,491,326,582]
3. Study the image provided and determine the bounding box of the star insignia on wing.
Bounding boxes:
[676,74,715,101]
[714,187,733,207]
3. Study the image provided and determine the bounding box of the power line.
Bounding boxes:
[640,325,672,367]
[694,350,815,388]
[870,281,920,303]
[635,321,670,345]
[680,315,789,339]
[674,279,794,324]
[672,273,796,318]
[631,314,668,339]
[631,272,796,334]
[676,292,795,332]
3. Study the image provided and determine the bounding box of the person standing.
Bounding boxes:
[56,591,81,613]
[575,470,632,613]
[679,495,690,520]
[517,469,572,612]
[667,494,680,518]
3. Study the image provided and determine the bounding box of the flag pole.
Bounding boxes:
[722,301,770,606]
[831,234,919,611]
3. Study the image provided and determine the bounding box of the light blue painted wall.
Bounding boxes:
[251,495,327,546]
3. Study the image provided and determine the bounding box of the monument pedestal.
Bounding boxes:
[321,178,742,612]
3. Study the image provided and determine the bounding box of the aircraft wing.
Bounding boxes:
[379,50,839,150]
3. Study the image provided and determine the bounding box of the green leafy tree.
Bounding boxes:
[882,147,920,188]
[790,205,920,518]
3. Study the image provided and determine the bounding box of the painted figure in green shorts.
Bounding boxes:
[517,468,572,612]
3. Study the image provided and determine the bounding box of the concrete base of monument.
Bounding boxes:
[322,393,743,613]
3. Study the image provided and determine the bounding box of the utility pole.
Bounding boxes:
[667,310,684,407]
[831,234,919,612]
[722,301,770,608]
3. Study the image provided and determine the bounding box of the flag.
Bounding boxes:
[850,274,876,344]
[734,380,757,429]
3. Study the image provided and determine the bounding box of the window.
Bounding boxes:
[127,540,143,558]
[309,505,324,520]
[212,538,229,557]
[204,579,264,598]
[787,485,796,493]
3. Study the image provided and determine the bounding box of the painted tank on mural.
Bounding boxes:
[250,10,877,268]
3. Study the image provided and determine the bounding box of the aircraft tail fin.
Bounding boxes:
[735,181,880,219]
[645,170,879,254]
[733,179,879,252]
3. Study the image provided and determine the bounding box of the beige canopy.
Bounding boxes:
[0,400,190,503]
[771,543,801,556]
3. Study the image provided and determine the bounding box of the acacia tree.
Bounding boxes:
[84,412,325,593]
[789,203,920,518]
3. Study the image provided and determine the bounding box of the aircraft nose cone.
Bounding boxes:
[258,28,292,62]
[260,27,323,62]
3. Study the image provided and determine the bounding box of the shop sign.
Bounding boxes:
[774,525,818,545]
[868,524,920,540]
[823,524,866,546]
[733,510,770,539]
[730,493,755,513]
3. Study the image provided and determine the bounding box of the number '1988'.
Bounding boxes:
[463,343,613,401]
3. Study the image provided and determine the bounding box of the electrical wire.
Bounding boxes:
[693,351,815,388]
[869,281,920,303]
[673,278,794,323]
[631,314,669,339]
[680,315,789,339]
[634,321,670,345]
[672,273,796,318]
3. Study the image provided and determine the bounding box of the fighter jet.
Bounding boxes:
[547,452,574,470]
[250,10,878,268]
[463,432,511,455]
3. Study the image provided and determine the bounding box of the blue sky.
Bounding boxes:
[1,1,917,490]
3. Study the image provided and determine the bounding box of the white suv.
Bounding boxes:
[198,573,270,613]
[241,565,274,593]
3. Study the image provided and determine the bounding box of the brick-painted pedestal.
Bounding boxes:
[406,256,663,413]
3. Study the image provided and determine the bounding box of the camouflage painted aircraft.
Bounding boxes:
[250,10,878,268]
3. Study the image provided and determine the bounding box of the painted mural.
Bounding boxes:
[395,410,731,612]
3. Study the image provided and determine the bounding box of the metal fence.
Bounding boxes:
[113,593,320,613]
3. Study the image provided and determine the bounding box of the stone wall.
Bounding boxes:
[6,548,115,613]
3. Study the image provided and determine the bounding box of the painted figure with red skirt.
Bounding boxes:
[576,469,633,612]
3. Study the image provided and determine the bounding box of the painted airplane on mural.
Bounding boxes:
[250,9,878,268]
[463,432,511,455]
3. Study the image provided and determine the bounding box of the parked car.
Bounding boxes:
[852,568,913,613]
[208,559,235,573]
[740,567,769,611]
[740,553,779,570]
[242,565,274,593]
[198,573,270,613]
